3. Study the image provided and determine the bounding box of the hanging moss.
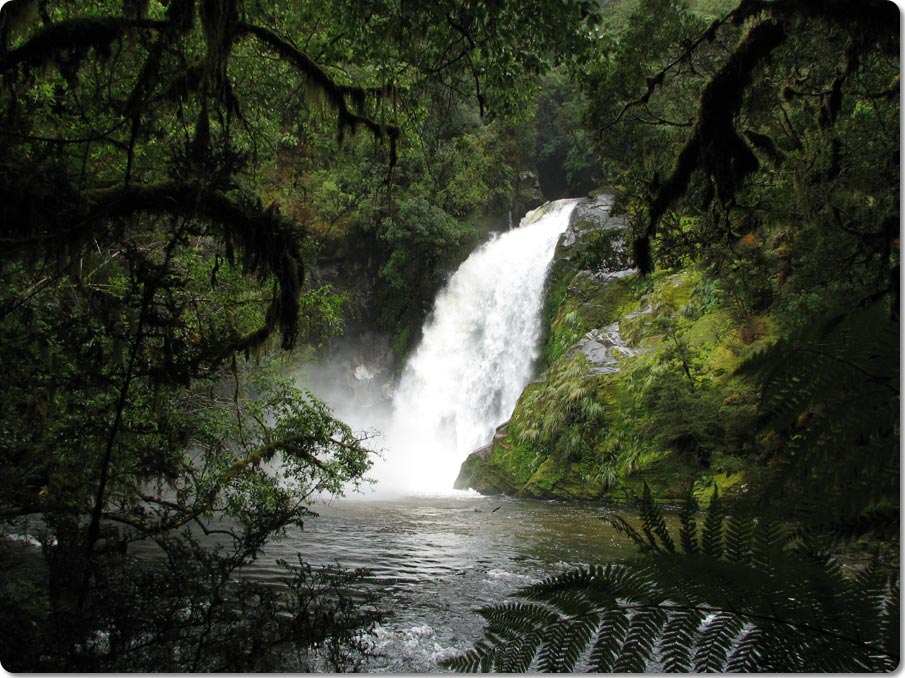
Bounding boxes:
[79,182,304,351]
[639,20,786,274]
[236,22,400,166]
[0,16,168,79]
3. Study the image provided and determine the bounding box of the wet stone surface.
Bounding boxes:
[568,322,644,375]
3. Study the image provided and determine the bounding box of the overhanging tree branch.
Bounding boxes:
[634,20,786,273]
[236,21,400,164]
[84,182,304,350]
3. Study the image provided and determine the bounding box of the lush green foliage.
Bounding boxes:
[581,0,899,315]
[0,0,898,671]
[485,0,900,510]
[735,299,900,532]
[243,0,604,354]
[512,355,605,464]
[377,197,478,344]
[442,485,900,672]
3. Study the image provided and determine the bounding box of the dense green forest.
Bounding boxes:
[0,0,898,672]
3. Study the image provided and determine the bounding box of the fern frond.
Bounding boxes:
[515,565,619,619]
[823,506,899,541]
[741,621,806,672]
[678,490,699,555]
[640,483,675,553]
[589,607,630,672]
[723,514,754,564]
[516,565,601,600]
[736,302,899,524]
[700,485,723,559]
[537,614,600,672]
[439,639,494,672]
[750,518,786,572]
[610,514,653,552]
[879,577,900,667]
[692,611,745,672]
[659,608,705,672]
[725,624,763,672]
[613,607,669,672]
[493,630,544,672]
[445,487,899,674]
[479,602,560,638]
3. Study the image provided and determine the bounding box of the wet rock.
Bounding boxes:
[567,322,644,375]
[514,169,545,219]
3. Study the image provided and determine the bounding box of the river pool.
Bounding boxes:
[241,491,634,672]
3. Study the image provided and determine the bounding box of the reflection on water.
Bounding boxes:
[244,492,632,672]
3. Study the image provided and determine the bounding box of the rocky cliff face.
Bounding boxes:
[454,195,759,502]
[455,194,642,499]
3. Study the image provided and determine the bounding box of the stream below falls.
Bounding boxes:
[242,493,634,672]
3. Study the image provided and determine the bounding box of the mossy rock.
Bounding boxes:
[615,451,702,502]
[520,457,610,500]
[458,243,777,505]
[545,273,640,365]
[692,471,749,505]
[455,448,521,495]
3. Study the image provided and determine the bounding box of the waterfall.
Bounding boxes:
[369,198,581,494]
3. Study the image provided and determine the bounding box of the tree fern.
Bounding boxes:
[678,493,699,555]
[537,615,599,672]
[736,300,899,530]
[700,485,723,559]
[723,514,754,564]
[441,486,899,672]
[588,608,630,671]
[640,484,675,554]
[659,608,704,672]
[692,611,746,672]
[724,625,764,672]
[749,518,785,573]
[613,608,669,672]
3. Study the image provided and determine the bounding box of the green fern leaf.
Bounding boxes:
[750,518,786,572]
[723,514,754,564]
[588,607,630,672]
[480,602,561,637]
[725,625,763,672]
[439,640,494,672]
[515,566,616,621]
[537,614,600,672]
[610,515,653,552]
[641,483,675,553]
[692,611,745,672]
[879,577,900,667]
[678,492,699,554]
[700,485,723,559]
[517,566,600,600]
[445,484,899,674]
[613,607,669,672]
[493,629,548,672]
[737,623,792,672]
[659,608,705,672]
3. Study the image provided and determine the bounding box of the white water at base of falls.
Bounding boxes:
[364,198,581,495]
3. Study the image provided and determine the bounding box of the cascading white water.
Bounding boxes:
[370,198,581,494]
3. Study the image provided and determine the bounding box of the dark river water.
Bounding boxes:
[240,491,634,672]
